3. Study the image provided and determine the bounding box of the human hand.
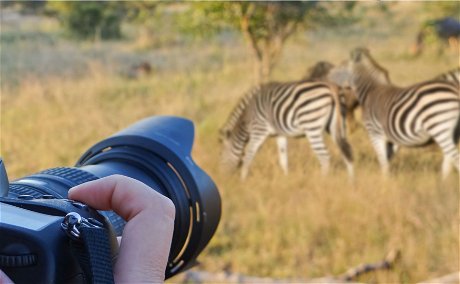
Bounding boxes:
[0,175,173,283]
[0,270,13,284]
[68,175,175,283]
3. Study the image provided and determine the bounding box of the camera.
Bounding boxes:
[0,116,221,283]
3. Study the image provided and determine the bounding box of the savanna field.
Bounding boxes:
[1,3,459,283]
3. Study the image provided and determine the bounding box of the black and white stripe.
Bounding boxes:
[434,67,460,86]
[220,80,354,179]
[346,47,459,178]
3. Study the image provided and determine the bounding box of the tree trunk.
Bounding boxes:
[237,3,299,84]
[258,51,272,84]
[249,37,281,84]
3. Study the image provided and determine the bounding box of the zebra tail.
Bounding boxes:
[331,88,353,162]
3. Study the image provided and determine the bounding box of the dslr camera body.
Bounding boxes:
[0,193,118,283]
[0,116,221,283]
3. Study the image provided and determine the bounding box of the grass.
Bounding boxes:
[1,3,459,283]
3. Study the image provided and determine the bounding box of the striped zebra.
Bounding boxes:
[220,81,354,180]
[341,47,459,179]
[304,61,360,131]
[434,67,460,86]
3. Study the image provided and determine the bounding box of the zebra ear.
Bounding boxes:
[351,49,362,62]
[351,47,371,63]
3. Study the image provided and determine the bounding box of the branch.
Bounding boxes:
[239,3,262,61]
[338,249,401,281]
[265,17,301,72]
[177,250,401,284]
[280,20,298,43]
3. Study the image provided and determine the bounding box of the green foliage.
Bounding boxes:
[47,2,124,40]
[178,2,358,39]
[123,3,184,50]
[308,2,360,29]
[421,2,460,19]
[175,3,232,39]
[122,2,158,24]
[178,2,308,38]
[0,1,46,14]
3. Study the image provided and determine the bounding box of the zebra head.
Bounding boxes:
[348,47,391,86]
[339,86,359,113]
[305,61,335,81]
[218,123,247,173]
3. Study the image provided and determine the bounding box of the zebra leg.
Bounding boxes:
[276,136,289,175]
[431,131,459,179]
[306,131,330,175]
[386,141,397,161]
[341,146,354,179]
[369,135,391,177]
[241,132,269,180]
[392,144,400,155]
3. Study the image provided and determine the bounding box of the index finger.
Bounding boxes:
[68,175,175,221]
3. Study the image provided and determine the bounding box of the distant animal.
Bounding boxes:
[411,17,460,56]
[304,61,360,131]
[126,61,152,79]
[342,47,459,179]
[433,67,460,86]
[220,81,354,180]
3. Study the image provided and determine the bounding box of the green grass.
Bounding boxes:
[1,4,459,283]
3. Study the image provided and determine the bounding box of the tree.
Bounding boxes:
[235,2,311,83]
[47,2,124,40]
[0,1,46,14]
[180,2,356,83]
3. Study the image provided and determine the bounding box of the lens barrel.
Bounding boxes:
[8,116,221,278]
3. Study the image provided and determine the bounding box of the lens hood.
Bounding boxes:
[76,116,221,277]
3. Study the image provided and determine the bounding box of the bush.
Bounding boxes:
[47,2,123,40]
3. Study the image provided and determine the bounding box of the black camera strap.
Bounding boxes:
[70,226,115,284]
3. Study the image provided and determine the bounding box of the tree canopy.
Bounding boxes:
[178,2,357,83]
[47,2,125,40]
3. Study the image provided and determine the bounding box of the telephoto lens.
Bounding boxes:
[4,116,221,279]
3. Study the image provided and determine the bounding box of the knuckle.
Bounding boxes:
[108,174,125,182]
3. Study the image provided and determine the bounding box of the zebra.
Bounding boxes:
[339,47,459,179]
[220,80,354,180]
[434,67,460,86]
[304,61,360,131]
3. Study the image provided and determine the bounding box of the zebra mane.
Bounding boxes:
[352,47,391,85]
[220,85,261,134]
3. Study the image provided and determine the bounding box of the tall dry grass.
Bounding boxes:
[1,4,459,283]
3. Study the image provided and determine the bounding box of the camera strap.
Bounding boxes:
[70,226,115,284]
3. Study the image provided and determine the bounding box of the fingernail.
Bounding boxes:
[68,186,76,196]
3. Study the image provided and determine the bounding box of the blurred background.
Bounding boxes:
[1,1,459,283]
